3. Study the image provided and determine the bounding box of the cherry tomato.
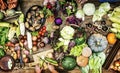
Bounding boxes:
[39,31,42,35]
[42,29,46,33]
[42,26,46,30]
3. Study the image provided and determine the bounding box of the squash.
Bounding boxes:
[76,55,88,67]
[61,56,76,70]
[82,46,92,57]
[107,33,117,45]
[87,34,108,52]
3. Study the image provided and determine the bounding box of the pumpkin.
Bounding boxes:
[87,34,108,52]
[76,55,88,67]
[82,46,92,57]
[107,33,117,45]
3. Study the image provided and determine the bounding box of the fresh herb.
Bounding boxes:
[0,27,9,46]
[43,7,53,17]
[31,31,39,36]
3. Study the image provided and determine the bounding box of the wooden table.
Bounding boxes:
[0,68,117,73]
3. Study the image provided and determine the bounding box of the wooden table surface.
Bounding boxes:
[0,68,117,73]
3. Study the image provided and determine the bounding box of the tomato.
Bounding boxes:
[42,29,46,33]
[39,31,42,35]
[42,26,46,30]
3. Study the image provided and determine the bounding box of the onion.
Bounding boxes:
[68,40,75,48]
[23,57,29,63]
[23,50,29,55]
[22,54,27,58]
[66,15,77,24]
[43,37,49,44]
[83,3,95,16]
[32,36,37,41]
[32,46,37,52]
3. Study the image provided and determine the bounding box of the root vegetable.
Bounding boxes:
[23,50,29,55]
[32,36,37,41]
[23,57,29,63]
[43,37,49,44]
[22,54,27,58]
[38,42,45,48]
[33,41,37,46]
[17,50,20,59]
[115,61,120,67]
[27,31,32,50]
[32,46,37,52]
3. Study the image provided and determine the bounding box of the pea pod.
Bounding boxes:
[44,57,58,66]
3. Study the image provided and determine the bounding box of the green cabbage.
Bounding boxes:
[60,26,75,40]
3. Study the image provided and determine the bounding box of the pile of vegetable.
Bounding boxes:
[0,0,120,72]
[109,6,120,39]
[110,58,120,72]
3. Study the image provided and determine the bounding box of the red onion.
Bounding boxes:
[43,37,49,44]
[54,17,62,25]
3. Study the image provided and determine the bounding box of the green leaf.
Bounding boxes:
[19,13,24,23]
[16,25,20,37]
[31,31,38,36]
